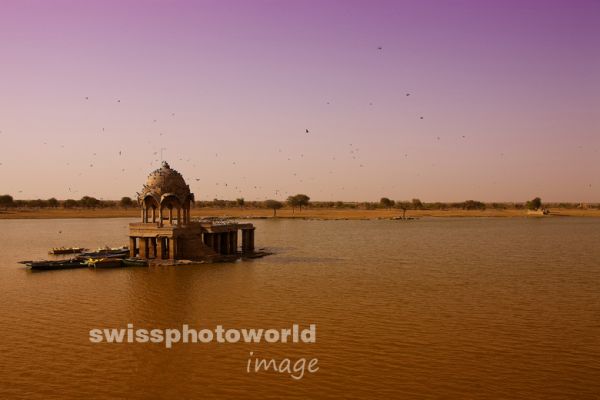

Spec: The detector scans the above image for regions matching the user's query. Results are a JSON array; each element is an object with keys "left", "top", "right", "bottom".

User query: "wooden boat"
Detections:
[
  {"left": 28, "top": 259, "right": 87, "bottom": 270},
  {"left": 85, "top": 258, "right": 123, "bottom": 268},
  {"left": 121, "top": 258, "right": 149, "bottom": 267},
  {"left": 78, "top": 248, "right": 129, "bottom": 260},
  {"left": 48, "top": 247, "right": 86, "bottom": 255}
]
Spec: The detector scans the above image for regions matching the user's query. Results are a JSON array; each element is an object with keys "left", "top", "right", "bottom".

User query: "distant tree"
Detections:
[
  {"left": 429, "top": 202, "right": 447, "bottom": 210},
  {"left": 212, "top": 198, "right": 226, "bottom": 208},
  {"left": 295, "top": 194, "right": 310, "bottom": 211},
  {"left": 462, "top": 200, "right": 486, "bottom": 210},
  {"left": 287, "top": 196, "right": 298, "bottom": 213},
  {"left": 364, "top": 202, "right": 377, "bottom": 210},
  {"left": 47, "top": 197, "right": 59, "bottom": 208},
  {"left": 120, "top": 196, "right": 134, "bottom": 208},
  {"left": 236, "top": 198, "right": 245, "bottom": 209},
  {"left": 396, "top": 201, "right": 411, "bottom": 219},
  {"left": 526, "top": 197, "right": 542, "bottom": 210},
  {"left": 80, "top": 196, "right": 100, "bottom": 208},
  {"left": 28, "top": 199, "right": 48, "bottom": 208},
  {"left": 412, "top": 198, "right": 424, "bottom": 210},
  {"left": 380, "top": 197, "right": 395, "bottom": 209},
  {"left": 63, "top": 199, "right": 78, "bottom": 208},
  {"left": 0, "top": 194, "right": 14, "bottom": 209},
  {"left": 264, "top": 199, "right": 283, "bottom": 217},
  {"left": 102, "top": 200, "right": 116, "bottom": 208},
  {"left": 287, "top": 194, "right": 310, "bottom": 213}
]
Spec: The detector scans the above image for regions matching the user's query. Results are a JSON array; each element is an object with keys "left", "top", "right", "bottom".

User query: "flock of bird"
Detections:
[{"left": 0, "top": 45, "right": 596, "bottom": 199}]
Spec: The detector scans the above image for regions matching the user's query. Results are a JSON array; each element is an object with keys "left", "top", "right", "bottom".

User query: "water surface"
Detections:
[{"left": 0, "top": 217, "right": 599, "bottom": 399}]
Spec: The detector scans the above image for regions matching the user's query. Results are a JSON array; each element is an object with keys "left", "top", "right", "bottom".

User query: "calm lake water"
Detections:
[{"left": 0, "top": 217, "right": 599, "bottom": 399}]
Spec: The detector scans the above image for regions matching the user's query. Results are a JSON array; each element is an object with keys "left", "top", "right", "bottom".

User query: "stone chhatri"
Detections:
[
  {"left": 128, "top": 161, "right": 255, "bottom": 262},
  {"left": 137, "top": 161, "right": 194, "bottom": 206}
]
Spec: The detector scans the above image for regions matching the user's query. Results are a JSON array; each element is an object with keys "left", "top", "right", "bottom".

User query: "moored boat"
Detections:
[
  {"left": 28, "top": 259, "right": 87, "bottom": 270},
  {"left": 121, "top": 258, "right": 149, "bottom": 267},
  {"left": 78, "top": 247, "right": 129, "bottom": 260},
  {"left": 85, "top": 258, "right": 123, "bottom": 268},
  {"left": 48, "top": 247, "right": 86, "bottom": 255}
]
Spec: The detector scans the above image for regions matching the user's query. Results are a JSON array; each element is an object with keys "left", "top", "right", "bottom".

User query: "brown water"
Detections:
[{"left": 0, "top": 217, "right": 599, "bottom": 399}]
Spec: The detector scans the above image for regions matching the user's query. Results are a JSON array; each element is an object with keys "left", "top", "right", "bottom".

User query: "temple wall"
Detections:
[{"left": 179, "top": 235, "right": 218, "bottom": 260}]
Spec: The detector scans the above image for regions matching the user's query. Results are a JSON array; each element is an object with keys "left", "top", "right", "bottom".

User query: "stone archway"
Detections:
[
  {"left": 160, "top": 194, "right": 182, "bottom": 226},
  {"left": 142, "top": 195, "right": 160, "bottom": 223}
]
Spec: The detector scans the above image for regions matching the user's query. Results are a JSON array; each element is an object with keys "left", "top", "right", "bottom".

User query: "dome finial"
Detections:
[{"left": 137, "top": 161, "right": 192, "bottom": 206}]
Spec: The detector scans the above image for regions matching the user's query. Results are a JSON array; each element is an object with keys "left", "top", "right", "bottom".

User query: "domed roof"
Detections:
[{"left": 137, "top": 161, "right": 193, "bottom": 205}]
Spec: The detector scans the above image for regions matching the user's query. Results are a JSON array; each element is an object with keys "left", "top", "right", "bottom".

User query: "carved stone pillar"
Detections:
[
  {"left": 156, "top": 238, "right": 163, "bottom": 260},
  {"left": 215, "top": 233, "right": 221, "bottom": 254},
  {"left": 169, "top": 238, "right": 176, "bottom": 259},
  {"left": 231, "top": 231, "right": 238, "bottom": 254},
  {"left": 247, "top": 228, "right": 255, "bottom": 252},
  {"left": 139, "top": 238, "right": 148, "bottom": 259},
  {"left": 129, "top": 237, "right": 136, "bottom": 257}
]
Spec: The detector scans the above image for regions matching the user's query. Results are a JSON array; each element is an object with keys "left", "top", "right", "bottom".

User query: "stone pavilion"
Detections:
[{"left": 128, "top": 161, "right": 255, "bottom": 261}]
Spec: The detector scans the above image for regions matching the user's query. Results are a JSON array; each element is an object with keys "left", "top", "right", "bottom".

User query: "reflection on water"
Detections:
[{"left": 1, "top": 217, "right": 599, "bottom": 399}]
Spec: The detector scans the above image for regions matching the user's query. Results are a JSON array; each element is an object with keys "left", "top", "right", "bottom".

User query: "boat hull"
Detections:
[
  {"left": 78, "top": 250, "right": 129, "bottom": 259},
  {"left": 122, "top": 258, "right": 149, "bottom": 267},
  {"left": 88, "top": 259, "right": 123, "bottom": 268},
  {"left": 29, "top": 260, "right": 87, "bottom": 270},
  {"left": 49, "top": 247, "right": 86, "bottom": 255}
]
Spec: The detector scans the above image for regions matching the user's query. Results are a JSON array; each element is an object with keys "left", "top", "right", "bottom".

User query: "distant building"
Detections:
[{"left": 128, "top": 161, "right": 255, "bottom": 261}]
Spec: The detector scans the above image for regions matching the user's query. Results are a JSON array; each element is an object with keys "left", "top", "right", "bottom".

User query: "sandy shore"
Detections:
[{"left": 1, "top": 207, "right": 599, "bottom": 220}]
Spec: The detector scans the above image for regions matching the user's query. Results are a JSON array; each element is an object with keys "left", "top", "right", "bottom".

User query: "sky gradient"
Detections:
[{"left": 0, "top": 0, "right": 598, "bottom": 202}]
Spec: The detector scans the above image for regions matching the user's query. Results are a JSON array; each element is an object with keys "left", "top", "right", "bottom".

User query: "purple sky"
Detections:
[{"left": 0, "top": 0, "right": 598, "bottom": 202}]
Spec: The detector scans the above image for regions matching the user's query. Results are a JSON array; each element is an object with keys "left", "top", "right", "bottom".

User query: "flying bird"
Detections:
[{"left": 305, "top": 129, "right": 310, "bottom": 134}]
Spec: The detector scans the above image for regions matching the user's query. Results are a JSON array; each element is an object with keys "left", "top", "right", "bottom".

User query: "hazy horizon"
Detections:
[{"left": 1, "top": 0, "right": 598, "bottom": 203}]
